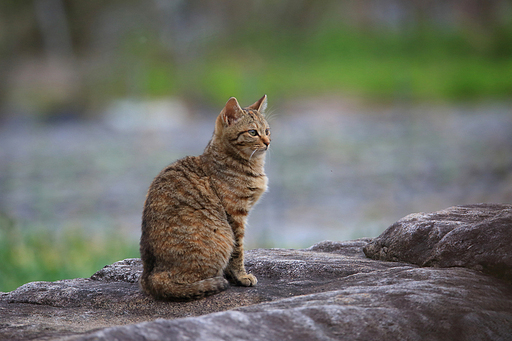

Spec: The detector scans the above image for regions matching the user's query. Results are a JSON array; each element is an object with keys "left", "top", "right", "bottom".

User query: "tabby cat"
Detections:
[{"left": 140, "top": 95, "right": 270, "bottom": 300}]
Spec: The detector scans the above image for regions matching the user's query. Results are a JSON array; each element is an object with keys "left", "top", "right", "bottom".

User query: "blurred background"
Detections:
[{"left": 1, "top": 0, "right": 512, "bottom": 292}]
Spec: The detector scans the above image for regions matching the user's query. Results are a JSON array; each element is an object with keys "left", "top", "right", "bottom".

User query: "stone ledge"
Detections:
[
  {"left": 1, "top": 204, "right": 512, "bottom": 340},
  {"left": 363, "top": 203, "right": 512, "bottom": 283}
]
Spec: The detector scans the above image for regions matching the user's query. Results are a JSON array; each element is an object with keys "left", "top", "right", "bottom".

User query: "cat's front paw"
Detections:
[{"left": 238, "top": 273, "right": 257, "bottom": 287}]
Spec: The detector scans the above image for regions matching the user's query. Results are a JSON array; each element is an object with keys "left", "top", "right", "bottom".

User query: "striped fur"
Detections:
[{"left": 140, "top": 95, "right": 270, "bottom": 300}]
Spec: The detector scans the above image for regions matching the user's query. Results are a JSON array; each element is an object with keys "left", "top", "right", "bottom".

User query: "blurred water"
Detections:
[{"left": 1, "top": 99, "right": 511, "bottom": 248}]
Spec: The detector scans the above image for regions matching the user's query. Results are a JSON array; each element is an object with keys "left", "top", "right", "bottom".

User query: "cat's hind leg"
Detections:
[{"left": 140, "top": 271, "right": 229, "bottom": 300}]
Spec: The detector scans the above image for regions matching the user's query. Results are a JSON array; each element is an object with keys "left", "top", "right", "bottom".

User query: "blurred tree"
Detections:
[{"left": 34, "top": 0, "right": 74, "bottom": 59}]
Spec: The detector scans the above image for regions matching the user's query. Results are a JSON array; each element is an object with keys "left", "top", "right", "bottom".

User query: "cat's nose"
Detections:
[{"left": 262, "top": 138, "right": 270, "bottom": 148}]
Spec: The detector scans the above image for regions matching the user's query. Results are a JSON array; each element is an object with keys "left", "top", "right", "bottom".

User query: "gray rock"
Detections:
[
  {"left": 0, "top": 239, "right": 408, "bottom": 340},
  {"left": 2, "top": 205, "right": 512, "bottom": 340},
  {"left": 363, "top": 203, "right": 512, "bottom": 283},
  {"left": 70, "top": 267, "right": 512, "bottom": 341}
]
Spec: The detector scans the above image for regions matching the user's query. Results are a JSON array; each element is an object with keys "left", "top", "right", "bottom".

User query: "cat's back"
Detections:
[
  {"left": 142, "top": 155, "right": 223, "bottom": 228},
  {"left": 148, "top": 155, "right": 204, "bottom": 194}
]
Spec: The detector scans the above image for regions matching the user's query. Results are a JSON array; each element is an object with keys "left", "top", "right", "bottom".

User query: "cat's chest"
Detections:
[
  {"left": 247, "top": 174, "right": 268, "bottom": 204},
  {"left": 214, "top": 172, "right": 267, "bottom": 210}
]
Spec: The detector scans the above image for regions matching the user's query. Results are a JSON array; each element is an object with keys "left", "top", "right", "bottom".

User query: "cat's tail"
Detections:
[{"left": 140, "top": 273, "right": 229, "bottom": 300}]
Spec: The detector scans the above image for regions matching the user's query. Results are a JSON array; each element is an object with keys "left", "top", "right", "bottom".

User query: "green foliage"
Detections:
[
  {"left": 189, "top": 26, "right": 512, "bottom": 104},
  {"left": 0, "top": 215, "right": 139, "bottom": 292},
  {"left": 80, "top": 23, "right": 512, "bottom": 107}
]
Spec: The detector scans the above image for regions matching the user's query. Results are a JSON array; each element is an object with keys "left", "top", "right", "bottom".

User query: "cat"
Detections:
[{"left": 139, "top": 95, "right": 270, "bottom": 300}]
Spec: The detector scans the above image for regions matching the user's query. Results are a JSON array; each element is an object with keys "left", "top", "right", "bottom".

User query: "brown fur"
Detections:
[{"left": 140, "top": 95, "right": 270, "bottom": 300}]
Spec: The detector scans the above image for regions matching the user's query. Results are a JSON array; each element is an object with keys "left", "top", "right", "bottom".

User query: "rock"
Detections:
[
  {"left": 2, "top": 206, "right": 512, "bottom": 340},
  {"left": 363, "top": 203, "right": 512, "bottom": 283},
  {"left": 69, "top": 267, "right": 512, "bottom": 341},
  {"left": 0, "top": 239, "right": 408, "bottom": 340}
]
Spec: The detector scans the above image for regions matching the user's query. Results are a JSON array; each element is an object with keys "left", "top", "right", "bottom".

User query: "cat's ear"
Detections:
[
  {"left": 247, "top": 95, "right": 267, "bottom": 114},
  {"left": 221, "top": 97, "right": 244, "bottom": 126}
]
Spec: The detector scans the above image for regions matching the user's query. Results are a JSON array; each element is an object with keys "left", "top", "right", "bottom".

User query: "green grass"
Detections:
[
  {"left": 0, "top": 215, "right": 139, "bottom": 292},
  {"left": 191, "top": 27, "right": 512, "bottom": 105},
  {"left": 78, "top": 24, "right": 512, "bottom": 113}
]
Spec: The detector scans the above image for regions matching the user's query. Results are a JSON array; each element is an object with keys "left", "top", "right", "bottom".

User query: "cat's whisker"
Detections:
[
  {"left": 266, "top": 145, "right": 272, "bottom": 157},
  {"left": 270, "top": 145, "right": 274, "bottom": 155},
  {"left": 264, "top": 146, "right": 272, "bottom": 166},
  {"left": 249, "top": 149, "right": 258, "bottom": 162},
  {"left": 263, "top": 108, "right": 276, "bottom": 123}
]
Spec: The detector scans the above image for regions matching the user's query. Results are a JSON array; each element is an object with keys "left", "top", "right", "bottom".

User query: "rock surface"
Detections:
[
  {"left": 1, "top": 204, "right": 512, "bottom": 340},
  {"left": 363, "top": 203, "right": 512, "bottom": 283}
]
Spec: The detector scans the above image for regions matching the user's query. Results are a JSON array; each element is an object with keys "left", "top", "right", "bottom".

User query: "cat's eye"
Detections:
[
  {"left": 248, "top": 130, "right": 258, "bottom": 136},
  {"left": 265, "top": 128, "right": 270, "bottom": 135}
]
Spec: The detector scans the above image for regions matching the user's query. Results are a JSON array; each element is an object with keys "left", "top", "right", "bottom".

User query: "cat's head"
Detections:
[{"left": 214, "top": 95, "right": 271, "bottom": 161}]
